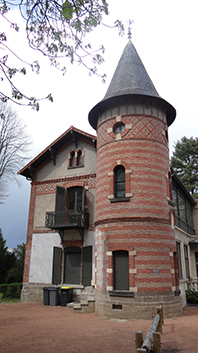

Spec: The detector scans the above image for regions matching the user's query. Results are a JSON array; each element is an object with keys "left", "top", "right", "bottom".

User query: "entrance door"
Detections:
[
  {"left": 113, "top": 250, "right": 129, "bottom": 290},
  {"left": 64, "top": 247, "right": 81, "bottom": 284},
  {"left": 67, "top": 187, "right": 83, "bottom": 211}
]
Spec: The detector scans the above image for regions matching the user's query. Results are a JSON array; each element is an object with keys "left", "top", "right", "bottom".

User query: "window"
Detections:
[
  {"left": 70, "top": 151, "right": 75, "bottom": 167},
  {"left": 195, "top": 252, "right": 198, "bottom": 278},
  {"left": 67, "top": 187, "right": 83, "bottom": 211},
  {"left": 52, "top": 245, "right": 92, "bottom": 285},
  {"left": 113, "top": 122, "right": 125, "bottom": 134},
  {"left": 176, "top": 242, "right": 182, "bottom": 279},
  {"left": 68, "top": 149, "right": 83, "bottom": 168},
  {"left": 184, "top": 245, "right": 190, "bottom": 280},
  {"left": 114, "top": 165, "right": 125, "bottom": 198},
  {"left": 172, "top": 183, "right": 194, "bottom": 235},
  {"left": 77, "top": 150, "right": 82, "bottom": 166},
  {"left": 113, "top": 250, "right": 129, "bottom": 290}
]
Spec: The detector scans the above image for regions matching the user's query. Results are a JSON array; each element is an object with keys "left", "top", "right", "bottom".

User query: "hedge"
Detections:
[
  {"left": 186, "top": 290, "right": 198, "bottom": 304},
  {"left": 0, "top": 283, "right": 22, "bottom": 299}
]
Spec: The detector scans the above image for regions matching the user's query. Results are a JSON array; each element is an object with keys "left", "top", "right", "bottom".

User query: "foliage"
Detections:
[
  {"left": 0, "top": 1, "right": 124, "bottom": 109},
  {"left": 6, "top": 243, "right": 26, "bottom": 283},
  {"left": 0, "top": 228, "right": 16, "bottom": 283},
  {"left": 186, "top": 290, "right": 198, "bottom": 304},
  {"left": 0, "top": 283, "right": 22, "bottom": 298},
  {"left": 171, "top": 136, "right": 198, "bottom": 198},
  {"left": 0, "top": 229, "right": 25, "bottom": 284},
  {"left": 0, "top": 102, "right": 31, "bottom": 200}
]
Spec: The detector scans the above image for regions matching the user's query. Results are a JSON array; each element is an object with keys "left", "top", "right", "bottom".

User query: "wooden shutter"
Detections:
[
  {"left": 82, "top": 246, "right": 92, "bottom": 286},
  {"left": 82, "top": 183, "right": 85, "bottom": 211},
  {"left": 52, "top": 247, "right": 62, "bottom": 284},
  {"left": 113, "top": 250, "right": 129, "bottom": 290},
  {"left": 55, "top": 186, "right": 65, "bottom": 211}
]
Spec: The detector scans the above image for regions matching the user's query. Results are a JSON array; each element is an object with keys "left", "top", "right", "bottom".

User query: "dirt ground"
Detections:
[{"left": 0, "top": 303, "right": 197, "bottom": 353}]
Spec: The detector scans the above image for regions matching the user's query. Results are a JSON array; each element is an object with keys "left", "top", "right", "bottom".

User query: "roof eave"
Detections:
[
  {"left": 88, "top": 94, "right": 176, "bottom": 130},
  {"left": 18, "top": 126, "right": 97, "bottom": 179}
]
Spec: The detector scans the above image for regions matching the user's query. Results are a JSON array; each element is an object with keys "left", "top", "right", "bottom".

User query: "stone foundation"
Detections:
[
  {"left": 21, "top": 283, "right": 95, "bottom": 305},
  {"left": 95, "top": 290, "right": 182, "bottom": 320}
]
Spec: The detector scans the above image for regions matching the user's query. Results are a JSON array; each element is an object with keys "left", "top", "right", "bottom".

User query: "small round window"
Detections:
[{"left": 113, "top": 122, "right": 125, "bottom": 134}]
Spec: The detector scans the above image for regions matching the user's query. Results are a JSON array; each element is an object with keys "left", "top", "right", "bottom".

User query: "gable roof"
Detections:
[
  {"left": 89, "top": 40, "right": 176, "bottom": 130},
  {"left": 18, "top": 126, "right": 97, "bottom": 179}
]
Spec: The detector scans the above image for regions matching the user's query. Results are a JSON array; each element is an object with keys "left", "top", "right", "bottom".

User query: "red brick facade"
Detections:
[{"left": 94, "top": 102, "right": 179, "bottom": 313}]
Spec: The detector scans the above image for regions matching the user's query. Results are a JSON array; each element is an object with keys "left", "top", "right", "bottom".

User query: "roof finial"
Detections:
[{"left": 127, "top": 19, "right": 134, "bottom": 40}]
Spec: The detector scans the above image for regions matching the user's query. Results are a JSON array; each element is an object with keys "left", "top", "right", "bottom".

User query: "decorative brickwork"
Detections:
[
  {"left": 35, "top": 173, "right": 96, "bottom": 194},
  {"left": 94, "top": 99, "right": 181, "bottom": 318}
]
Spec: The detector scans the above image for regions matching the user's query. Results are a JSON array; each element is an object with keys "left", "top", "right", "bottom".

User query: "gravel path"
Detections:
[{"left": 0, "top": 303, "right": 197, "bottom": 353}]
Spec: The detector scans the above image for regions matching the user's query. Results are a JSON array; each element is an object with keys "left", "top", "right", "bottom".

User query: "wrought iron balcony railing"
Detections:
[
  {"left": 45, "top": 210, "right": 89, "bottom": 230},
  {"left": 175, "top": 216, "right": 195, "bottom": 235}
]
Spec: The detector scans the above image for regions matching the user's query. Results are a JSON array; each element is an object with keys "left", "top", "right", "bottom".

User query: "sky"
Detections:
[{"left": 0, "top": 0, "right": 198, "bottom": 248}]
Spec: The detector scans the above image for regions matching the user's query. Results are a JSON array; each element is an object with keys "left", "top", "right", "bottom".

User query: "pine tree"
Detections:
[
  {"left": 171, "top": 136, "right": 198, "bottom": 198},
  {"left": 0, "top": 229, "right": 16, "bottom": 284}
]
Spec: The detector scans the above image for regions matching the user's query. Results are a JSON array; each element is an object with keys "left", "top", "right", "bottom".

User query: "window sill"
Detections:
[
  {"left": 110, "top": 197, "right": 130, "bottom": 203},
  {"left": 109, "top": 290, "right": 134, "bottom": 298},
  {"left": 68, "top": 165, "right": 84, "bottom": 169}
]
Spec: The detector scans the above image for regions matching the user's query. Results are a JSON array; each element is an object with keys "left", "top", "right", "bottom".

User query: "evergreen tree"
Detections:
[
  {"left": 6, "top": 243, "right": 25, "bottom": 283},
  {"left": 171, "top": 136, "right": 198, "bottom": 198},
  {"left": 0, "top": 229, "right": 16, "bottom": 284}
]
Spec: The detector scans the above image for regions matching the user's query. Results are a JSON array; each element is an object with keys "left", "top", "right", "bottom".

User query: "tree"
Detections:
[
  {"left": 0, "top": 1, "right": 124, "bottom": 110},
  {"left": 0, "top": 228, "right": 16, "bottom": 284},
  {"left": 6, "top": 243, "right": 25, "bottom": 283},
  {"left": 171, "top": 136, "right": 198, "bottom": 198},
  {"left": 0, "top": 102, "right": 31, "bottom": 200}
]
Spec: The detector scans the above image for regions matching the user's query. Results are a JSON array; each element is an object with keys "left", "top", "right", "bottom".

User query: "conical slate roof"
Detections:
[
  {"left": 88, "top": 40, "right": 176, "bottom": 130},
  {"left": 104, "top": 40, "right": 160, "bottom": 100}
]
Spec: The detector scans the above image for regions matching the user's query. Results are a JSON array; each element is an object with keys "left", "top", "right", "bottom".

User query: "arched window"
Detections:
[
  {"left": 70, "top": 151, "right": 75, "bottom": 167},
  {"left": 77, "top": 150, "right": 82, "bottom": 166},
  {"left": 114, "top": 165, "right": 125, "bottom": 198}
]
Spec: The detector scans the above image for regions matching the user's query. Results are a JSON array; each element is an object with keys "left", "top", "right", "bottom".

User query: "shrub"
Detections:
[
  {"left": 186, "top": 290, "right": 198, "bottom": 304},
  {"left": 0, "top": 283, "right": 22, "bottom": 299}
]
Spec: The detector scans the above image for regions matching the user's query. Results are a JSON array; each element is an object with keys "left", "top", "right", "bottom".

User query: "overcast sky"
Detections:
[{"left": 0, "top": 0, "right": 198, "bottom": 248}]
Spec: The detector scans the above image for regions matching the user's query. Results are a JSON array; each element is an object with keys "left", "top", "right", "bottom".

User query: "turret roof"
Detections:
[
  {"left": 104, "top": 40, "right": 160, "bottom": 100},
  {"left": 88, "top": 40, "right": 176, "bottom": 129}
]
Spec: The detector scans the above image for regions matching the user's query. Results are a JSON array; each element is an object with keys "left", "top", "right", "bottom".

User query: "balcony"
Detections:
[
  {"left": 175, "top": 216, "right": 195, "bottom": 235},
  {"left": 45, "top": 210, "right": 89, "bottom": 230}
]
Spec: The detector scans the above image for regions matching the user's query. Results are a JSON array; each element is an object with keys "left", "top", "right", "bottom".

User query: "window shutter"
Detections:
[
  {"left": 52, "top": 247, "right": 62, "bottom": 284},
  {"left": 82, "top": 183, "right": 85, "bottom": 211},
  {"left": 55, "top": 186, "right": 65, "bottom": 211},
  {"left": 113, "top": 250, "right": 129, "bottom": 290},
  {"left": 82, "top": 246, "right": 92, "bottom": 286}
]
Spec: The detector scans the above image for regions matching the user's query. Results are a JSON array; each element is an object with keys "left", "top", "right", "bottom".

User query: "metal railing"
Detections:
[
  {"left": 45, "top": 210, "right": 89, "bottom": 229},
  {"left": 175, "top": 216, "right": 195, "bottom": 235}
]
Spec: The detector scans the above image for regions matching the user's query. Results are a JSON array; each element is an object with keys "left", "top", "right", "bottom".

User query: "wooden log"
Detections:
[
  {"left": 153, "top": 332, "right": 161, "bottom": 353},
  {"left": 135, "top": 331, "right": 143, "bottom": 351},
  {"left": 142, "top": 313, "right": 160, "bottom": 351},
  {"left": 156, "top": 305, "right": 163, "bottom": 334},
  {"left": 159, "top": 302, "right": 164, "bottom": 324}
]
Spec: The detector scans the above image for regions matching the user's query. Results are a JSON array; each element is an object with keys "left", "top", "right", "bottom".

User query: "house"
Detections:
[
  {"left": 18, "top": 39, "right": 198, "bottom": 319},
  {"left": 171, "top": 170, "right": 198, "bottom": 307}
]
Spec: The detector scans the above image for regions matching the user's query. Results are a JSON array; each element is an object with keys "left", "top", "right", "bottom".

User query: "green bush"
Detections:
[
  {"left": 0, "top": 283, "right": 22, "bottom": 299},
  {"left": 186, "top": 290, "right": 198, "bottom": 304}
]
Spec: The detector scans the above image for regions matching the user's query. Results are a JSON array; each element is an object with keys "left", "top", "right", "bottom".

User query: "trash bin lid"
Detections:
[{"left": 61, "top": 286, "right": 73, "bottom": 289}]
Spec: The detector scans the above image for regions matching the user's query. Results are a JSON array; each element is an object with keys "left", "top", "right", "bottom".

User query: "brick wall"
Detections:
[{"left": 95, "top": 103, "right": 177, "bottom": 295}]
